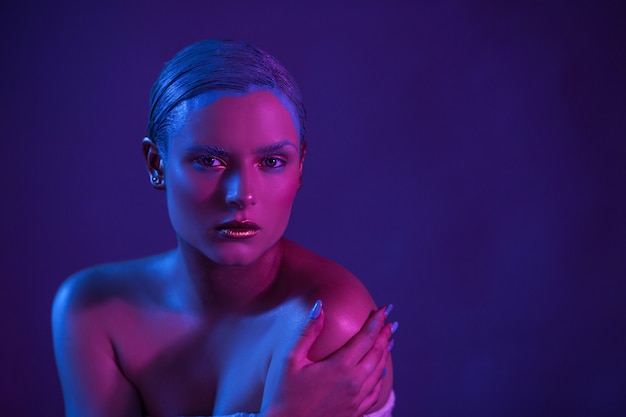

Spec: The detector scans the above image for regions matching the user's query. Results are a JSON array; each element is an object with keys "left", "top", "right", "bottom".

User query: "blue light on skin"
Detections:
[
  {"left": 168, "top": 87, "right": 303, "bottom": 161},
  {"left": 161, "top": 88, "right": 304, "bottom": 267}
]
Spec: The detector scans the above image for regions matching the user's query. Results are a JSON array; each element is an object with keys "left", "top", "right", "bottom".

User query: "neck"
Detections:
[{"left": 172, "top": 239, "right": 285, "bottom": 314}]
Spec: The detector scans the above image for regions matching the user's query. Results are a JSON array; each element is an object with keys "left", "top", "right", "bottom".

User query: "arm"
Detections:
[
  {"left": 306, "top": 288, "right": 395, "bottom": 415},
  {"left": 53, "top": 270, "right": 394, "bottom": 417},
  {"left": 303, "top": 269, "right": 395, "bottom": 415},
  {"left": 261, "top": 299, "right": 395, "bottom": 417},
  {"left": 52, "top": 274, "right": 144, "bottom": 417}
]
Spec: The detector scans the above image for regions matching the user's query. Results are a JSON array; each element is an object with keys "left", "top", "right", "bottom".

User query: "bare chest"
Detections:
[{"left": 110, "top": 308, "right": 302, "bottom": 417}]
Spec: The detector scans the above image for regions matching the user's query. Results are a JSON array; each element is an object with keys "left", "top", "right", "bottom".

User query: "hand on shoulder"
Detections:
[
  {"left": 264, "top": 298, "right": 395, "bottom": 417},
  {"left": 280, "top": 240, "right": 396, "bottom": 414}
]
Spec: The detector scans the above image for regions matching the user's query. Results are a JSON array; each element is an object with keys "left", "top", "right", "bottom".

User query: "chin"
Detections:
[
  {"left": 206, "top": 244, "right": 269, "bottom": 267},
  {"left": 212, "top": 255, "right": 255, "bottom": 267}
]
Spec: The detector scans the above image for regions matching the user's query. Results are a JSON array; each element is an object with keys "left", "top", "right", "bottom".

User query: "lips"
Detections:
[{"left": 216, "top": 220, "right": 260, "bottom": 239}]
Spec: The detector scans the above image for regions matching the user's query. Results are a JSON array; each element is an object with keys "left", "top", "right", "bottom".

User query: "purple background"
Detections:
[{"left": 1, "top": 1, "right": 625, "bottom": 416}]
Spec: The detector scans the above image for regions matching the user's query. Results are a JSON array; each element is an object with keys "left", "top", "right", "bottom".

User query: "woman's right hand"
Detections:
[{"left": 262, "top": 301, "right": 395, "bottom": 417}]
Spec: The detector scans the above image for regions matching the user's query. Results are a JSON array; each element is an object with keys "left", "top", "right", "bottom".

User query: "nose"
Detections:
[{"left": 223, "top": 167, "right": 256, "bottom": 209}]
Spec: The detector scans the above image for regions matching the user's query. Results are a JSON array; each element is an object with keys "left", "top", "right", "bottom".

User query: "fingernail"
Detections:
[
  {"left": 391, "top": 321, "right": 399, "bottom": 334},
  {"left": 384, "top": 304, "right": 394, "bottom": 318},
  {"left": 382, "top": 367, "right": 387, "bottom": 378},
  {"left": 388, "top": 339, "right": 395, "bottom": 352},
  {"left": 309, "top": 299, "right": 322, "bottom": 319}
]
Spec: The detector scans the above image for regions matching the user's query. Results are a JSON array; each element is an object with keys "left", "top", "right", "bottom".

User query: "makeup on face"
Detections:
[{"left": 164, "top": 89, "right": 303, "bottom": 266}]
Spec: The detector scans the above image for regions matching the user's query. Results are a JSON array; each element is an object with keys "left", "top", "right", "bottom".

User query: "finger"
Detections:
[
  {"left": 360, "top": 323, "right": 391, "bottom": 368},
  {"left": 357, "top": 375, "right": 384, "bottom": 416},
  {"left": 288, "top": 300, "right": 325, "bottom": 366},
  {"left": 334, "top": 306, "right": 387, "bottom": 365},
  {"left": 357, "top": 320, "right": 393, "bottom": 369},
  {"left": 351, "top": 321, "right": 391, "bottom": 398},
  {"left": 350, "top": 322, "right": 392, "bottom": 403}
]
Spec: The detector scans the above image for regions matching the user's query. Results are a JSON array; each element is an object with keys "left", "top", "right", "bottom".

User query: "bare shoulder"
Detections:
[
  {"left": 280, "top": 239, "right": 378, "bottom": 356},
  {"left": 51, "top": 252, "right": 174, "bottom": 346},
  {"left": 51, "top": 254, "right": 174, "bottom": 417},
  {"left": 52, "top": 253, "right": 172, "bottom": 317},
  {"left": 281, "top": 239, "right": 394, "bottom": 412}
]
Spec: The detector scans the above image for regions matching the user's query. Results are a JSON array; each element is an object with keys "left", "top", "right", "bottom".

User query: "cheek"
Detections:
[
  {"left": 167, "top": 168, "right": 219, "bottom": 212},
  {"left": 279, "top": 187, "right": 298, "bottom": 209},
  {"left": 265, "top": 180, "right": 299, "bottom": 218}
]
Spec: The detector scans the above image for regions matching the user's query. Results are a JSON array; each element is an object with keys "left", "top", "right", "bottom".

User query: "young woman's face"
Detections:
[{"left": 164, "top": 89, "right": 303, "bottom": 266}]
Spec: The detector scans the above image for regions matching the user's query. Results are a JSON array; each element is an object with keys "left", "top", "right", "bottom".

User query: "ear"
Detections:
[
  {"left": 142, "top": 137, "right": 166, "bottom": 190},
  {"left": 298, "top": 140, "right": 307, "bottom": 190}
]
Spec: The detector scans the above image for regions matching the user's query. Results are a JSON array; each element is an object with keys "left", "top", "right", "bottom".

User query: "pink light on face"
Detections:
[{"left": 165, "top": 89, "right": 303, "bottom": 266}]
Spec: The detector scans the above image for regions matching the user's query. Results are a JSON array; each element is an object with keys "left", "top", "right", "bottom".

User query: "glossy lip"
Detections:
[{"left": 216, "top": 220, "right": 261, "bottom": 239}]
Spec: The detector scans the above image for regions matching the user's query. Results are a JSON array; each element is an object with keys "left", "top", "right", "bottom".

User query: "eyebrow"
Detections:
[
  {"left": 185, "top": 141, "right": 298, "bottom": 157},
  {"left": 185, "top": 145, "right": 229, "bottom": 157},
  {"left": 253, "top": 141, "right": 299, "bottom": 155}
]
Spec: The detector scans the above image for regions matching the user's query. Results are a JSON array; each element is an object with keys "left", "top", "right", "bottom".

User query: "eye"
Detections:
[
  {"left": 194, "top": 156, "right": 226, "bottom": 169},
  {"left": 260, "top": 157, "right": 286, "bottom": 169}
]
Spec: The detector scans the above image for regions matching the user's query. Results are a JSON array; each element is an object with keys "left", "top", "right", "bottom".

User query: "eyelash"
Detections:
[
  {"left": 192, "top": 156, "right": 286, "bottom": 170},
  {"left": 259, "top": 157, "right": 286, "bottom": 169},
  {"left": 194, "top": 156, "right": 226, "bottom": 168}
]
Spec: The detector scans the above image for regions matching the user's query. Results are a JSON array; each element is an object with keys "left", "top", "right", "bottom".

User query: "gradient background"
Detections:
[{"left": 1, "top": 1, "right": 625, "bottom": 416}]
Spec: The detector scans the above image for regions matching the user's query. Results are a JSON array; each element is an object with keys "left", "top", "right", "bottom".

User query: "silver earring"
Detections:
[{"left": 151, "top": 174, "right": 163, "bottom": 185}]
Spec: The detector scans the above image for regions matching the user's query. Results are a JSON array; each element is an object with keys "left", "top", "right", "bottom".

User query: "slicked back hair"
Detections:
[{"left": 146, "top": 39, "right": 306, "bottom": 157}]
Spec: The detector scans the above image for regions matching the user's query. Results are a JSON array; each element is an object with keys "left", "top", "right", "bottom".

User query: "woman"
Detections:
[{"left": 52, "top": 39, "right": 396, "bottom": 417}]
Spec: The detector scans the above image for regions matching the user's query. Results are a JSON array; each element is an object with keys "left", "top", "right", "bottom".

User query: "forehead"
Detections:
[{"left": 169, "top": 89, "right": 300, "bottom": 151}]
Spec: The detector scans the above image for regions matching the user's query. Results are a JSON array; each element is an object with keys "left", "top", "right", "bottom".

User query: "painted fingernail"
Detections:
[
  {"left": 384, "top": 304, "right": 394, "bottom": 318},
  {"left": 391, "top": 321, "right": 399, "bottom": 334},
  {"left": 309, "top": 299, "right": 322, "bottom": 319},
  {"left": 388, "top": 339, "right": 395, "bottom": 352},
  {"left": 382, "top": 367, "right": 387, "bottom": 378}
]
